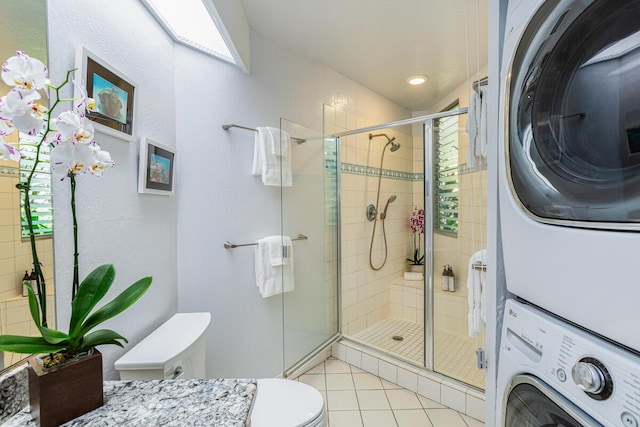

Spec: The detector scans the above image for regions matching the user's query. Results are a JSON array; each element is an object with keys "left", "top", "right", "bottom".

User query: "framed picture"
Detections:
[
  {"left": 75, "top": 47, "right": 137, "bottom": 141},
  {"left": 138, "top": 137, "right": 176, "bottom": 195}
]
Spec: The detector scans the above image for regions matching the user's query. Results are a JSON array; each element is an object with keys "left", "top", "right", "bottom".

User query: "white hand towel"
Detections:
[
  {"left": 255, "top": 236, "right": 294, "bottom": 298},
  {"left": 467, "top": 248, "right": 486, "bottom": 337},
  {"left": 404, "top": 272, "right": 423, "bottom": 281},
  {"left": 269, "top": 127, "right": 291, "bottom": 159},
  {"left": 478, "top": 86, "right": 488, "bottom": 159},
  {"left": 466, "top": 90, "right": 481, "bottom": 170},
  {"left": 269, "top": 236, "right": 292, "bottom": 266},
  {"left": 252, "top": 126, "right": 292, "bottom": 187}
]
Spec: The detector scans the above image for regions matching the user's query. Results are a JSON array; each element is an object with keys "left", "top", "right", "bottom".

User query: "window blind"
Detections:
[
  {"left": 20, "top": 138, "right": 53, "bottom": 238},
  {"left": 434, "top": 103, "right": 459, "bottom": 234}
]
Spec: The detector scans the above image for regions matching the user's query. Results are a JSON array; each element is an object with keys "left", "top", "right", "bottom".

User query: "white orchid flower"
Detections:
[
  {"left": 90, "top": 147, "right": 114, "bottom": 176},
  {"left": 0, "top": 89, "right": 46, "bottom": 136},
  {"left": 72, "top": 76, "right": 96, "bottom": 115},
  {"left": 0, "top": 118, "right": 15, "bottom": 136},
  {"left": 56, "top": 110, "right": 95, "bottom": 144},
  {"left": 0, "top": 141, "right": 20, "bottom": 162},
  {"left": 50, "top": 141, "right": 95, "bottom": 179},
  {"left": 2, "top": 51, "right": 48, "bottom": 94}
]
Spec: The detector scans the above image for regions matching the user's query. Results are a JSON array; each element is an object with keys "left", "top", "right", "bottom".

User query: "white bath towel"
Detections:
[
  {"left": 255, "top": 236, "right": 294, "bottom": 298},
  {"left": 467, "top": 249, "right": 486, "bottom": 337},
  {"left": 252, "top": 126, "right": 292, "bottom": 187}
]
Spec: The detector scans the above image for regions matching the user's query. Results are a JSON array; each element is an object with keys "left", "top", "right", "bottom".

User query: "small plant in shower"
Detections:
[{"left": 408, "top": 207, "right": 425, "bottom": 265}]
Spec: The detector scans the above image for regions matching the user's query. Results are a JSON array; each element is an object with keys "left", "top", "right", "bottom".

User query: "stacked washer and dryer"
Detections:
[{"left": 497, "top": 0, "right": 640, "bottom": 425}]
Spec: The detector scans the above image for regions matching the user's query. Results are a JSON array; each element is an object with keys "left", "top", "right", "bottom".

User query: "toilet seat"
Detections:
[{"left": 250, "top": 378, "right": 326, "bottom": 427}]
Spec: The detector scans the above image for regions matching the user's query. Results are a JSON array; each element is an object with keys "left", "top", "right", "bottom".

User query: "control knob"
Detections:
[{"left": 571, "top": 357, "right": 613, "bottom": 400}]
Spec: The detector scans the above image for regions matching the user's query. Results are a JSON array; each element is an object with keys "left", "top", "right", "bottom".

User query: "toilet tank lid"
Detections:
[{"left": 114, "top": 312, "right": 211, "bottom": 370}]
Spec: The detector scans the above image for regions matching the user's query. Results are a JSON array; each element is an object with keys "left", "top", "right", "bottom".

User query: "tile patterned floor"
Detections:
[
  {"left": 349, "top": 319, "right": 486, "bottom": 390},
  {"left": 295, "top": 357, "right": 484, "bottom": 427}
]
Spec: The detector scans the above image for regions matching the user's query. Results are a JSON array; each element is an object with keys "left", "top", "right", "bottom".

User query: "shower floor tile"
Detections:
[
  {"left": 347, "top": 319, "right": 485, "bottom": 390},
  {"left": 434, "top": 329, "right": 485, "bottom": 390},
  {"left": 351, "top": 319, "right": 424, "bottom": 365}
]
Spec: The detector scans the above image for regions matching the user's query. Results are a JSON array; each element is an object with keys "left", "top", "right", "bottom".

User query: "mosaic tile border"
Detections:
[
  {"left": 340, "top": 162, "right": 423, "bottom": 181},
  {"left": 0, "top": 166, "right": 19, "bottom": 178},
  {"left": 325, "top": 160, "right": 484, "bottom": 180}
]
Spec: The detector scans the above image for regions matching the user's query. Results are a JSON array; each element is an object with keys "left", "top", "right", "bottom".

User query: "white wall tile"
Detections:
[
  {"left": 332, "top": 342, "right": 347, "bottom": 361},
  {"left": 361, "top": 352, "right": 379, "bottom": 376},
  {"left": 397, "top": 367, "right": 418, "bottom": 393},
  {"left": 378, "top": 359, "right": 398, "bottom": 384},
  {"left": 441, "top": 381, "right": 466, "bottom": 413},
  {"left": 346, "top": 347, "right": 362, "bottom": 368},
  {"left": 465, "top": 392, "right": 485, "bottom": 422},
  {"left": 418, "top": 374, "right": 441, "bottom": 403}
]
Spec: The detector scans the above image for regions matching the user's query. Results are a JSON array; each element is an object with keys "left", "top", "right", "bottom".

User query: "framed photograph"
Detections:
[
  {"left": 138, "top": 137, "right": 176, "bottom": 195},
  {"left": 76, "top": 47, "right": 137, "bottom": 141}
]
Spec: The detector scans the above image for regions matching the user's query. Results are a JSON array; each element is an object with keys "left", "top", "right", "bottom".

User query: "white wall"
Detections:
[
  {"left": 176, "top": 32, "right": 409, "bottom": 378},
  {"left": 47, "top": 0, "right": 412, "bottom": 381},
  {"left": 48, "top": 1, "right": 178, "bottom": 380}
]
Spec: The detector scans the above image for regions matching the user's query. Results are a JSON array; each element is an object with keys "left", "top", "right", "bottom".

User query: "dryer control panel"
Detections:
[{"left": 502, "top": 300, "right": 640, "bottom": 427}]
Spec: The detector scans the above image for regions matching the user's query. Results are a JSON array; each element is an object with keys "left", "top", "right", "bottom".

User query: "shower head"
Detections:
[{"left": 369, "top": 133, "right": 401, "bottom": 152}]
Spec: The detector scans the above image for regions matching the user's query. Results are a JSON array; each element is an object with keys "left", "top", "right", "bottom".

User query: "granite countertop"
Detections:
[{"left": 4, "top": 378, "right": 257, "bottom": 426}]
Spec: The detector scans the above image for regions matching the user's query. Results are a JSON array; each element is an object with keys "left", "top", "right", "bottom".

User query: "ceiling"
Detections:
[{"left": 239, "top": 0, "right": 488, "bottom": 112}]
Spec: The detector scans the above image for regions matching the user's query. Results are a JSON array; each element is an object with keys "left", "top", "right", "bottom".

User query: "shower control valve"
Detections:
[{"left": 366, "top": 204, "right": 377, "bottom": 221}]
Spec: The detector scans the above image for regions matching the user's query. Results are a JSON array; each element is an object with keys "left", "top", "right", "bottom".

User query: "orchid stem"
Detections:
[
  {"left": 20, "top": 68, "right": 75, "bottom": 326},
  {"left": 70, "top": 174, "right": 79, "bottom": 300}
]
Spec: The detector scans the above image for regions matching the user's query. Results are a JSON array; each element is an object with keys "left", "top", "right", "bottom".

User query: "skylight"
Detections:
[{"left": 141, "top": 0, "right": 236, "bottom": 65}]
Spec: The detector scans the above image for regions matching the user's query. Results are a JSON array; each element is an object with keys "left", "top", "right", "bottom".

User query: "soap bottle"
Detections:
[
  {"left": 447, "top": 266, "right": 455, "bottom": 292},
  {"left": 22, "top": 271, "right": 30, "bottom": 297},
  {"left": 29, "top": 269, "right": 38, "bottom": 296},
  {"left": 441, "top": 266, "right": 449, "bottom": 291}
]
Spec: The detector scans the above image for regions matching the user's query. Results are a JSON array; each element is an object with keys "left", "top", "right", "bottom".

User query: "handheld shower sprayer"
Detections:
[
  {"left": 380, "top": 195, "right": 397, "bottom": 220},
  {"left": 366, "top": 133, "right": 402, "bottom": 271}
]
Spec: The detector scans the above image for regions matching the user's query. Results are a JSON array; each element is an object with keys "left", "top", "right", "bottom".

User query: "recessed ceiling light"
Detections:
[{"left": 407, "top": 75, "right": 428, "bottom": 85}]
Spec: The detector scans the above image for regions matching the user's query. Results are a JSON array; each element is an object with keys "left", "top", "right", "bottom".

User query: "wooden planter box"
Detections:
[{"left": 28, "top": 350, "right": 104, "bottom": 427}]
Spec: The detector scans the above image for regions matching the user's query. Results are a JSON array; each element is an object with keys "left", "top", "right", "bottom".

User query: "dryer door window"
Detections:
[
  {"left": 504, "top": 375, "right": 600, "bottom": 426},
  {"left": 509, "top": 0, "right": 640, "bottom": 227}
]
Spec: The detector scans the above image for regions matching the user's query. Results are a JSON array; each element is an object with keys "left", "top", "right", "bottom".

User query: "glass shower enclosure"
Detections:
[
  {"left": 330, "top": 108, "right": 487, "bottom": 390},
  {"left": 277, "top": 108, "right": 487, "bottom": 391},
  {"left": 279, "top": 119, "right": 340, "bottom": 376}
]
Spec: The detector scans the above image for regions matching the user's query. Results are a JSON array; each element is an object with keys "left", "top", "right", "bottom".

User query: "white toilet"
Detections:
[{"left": 114, "top": 313, "right": 326, "bottom": 427}]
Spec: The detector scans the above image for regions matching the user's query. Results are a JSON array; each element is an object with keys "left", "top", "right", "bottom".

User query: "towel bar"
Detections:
[
  {"left": 222, "top": 123, "right": 306, "bottom": 143},
  {"left": 472, "top": 261, "right": 486, "bottom": 272},
  {"left": 224, "top": 234, "right": 308, "bottom": 249}
]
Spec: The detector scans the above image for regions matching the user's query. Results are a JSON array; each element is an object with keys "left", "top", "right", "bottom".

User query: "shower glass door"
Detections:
[
  {"left": 280, "top": 118, "right": 340, "bottom": 375},
  {"left": 427, "top": 109, "right": 486, "bottom": 390}
]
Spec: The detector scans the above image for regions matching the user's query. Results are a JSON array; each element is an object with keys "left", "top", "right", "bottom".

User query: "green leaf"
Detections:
[
  {"left": 25, "top": 283, "right": 42, "bottom": 327},
  {"left": 0, "top": 335, "right": 65, "bottom": 354},
  {"left": 81, "top": 329, "right": 128, "bottom": 349},
  {"left": 77, "top": 276, "right": 152, "bottom": 339},
  {"left": 69, "top": 264, "right": 116, "bottom": 337},
  {"left": 39, "top": 327, "right": 70, "bottom": 345}
]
